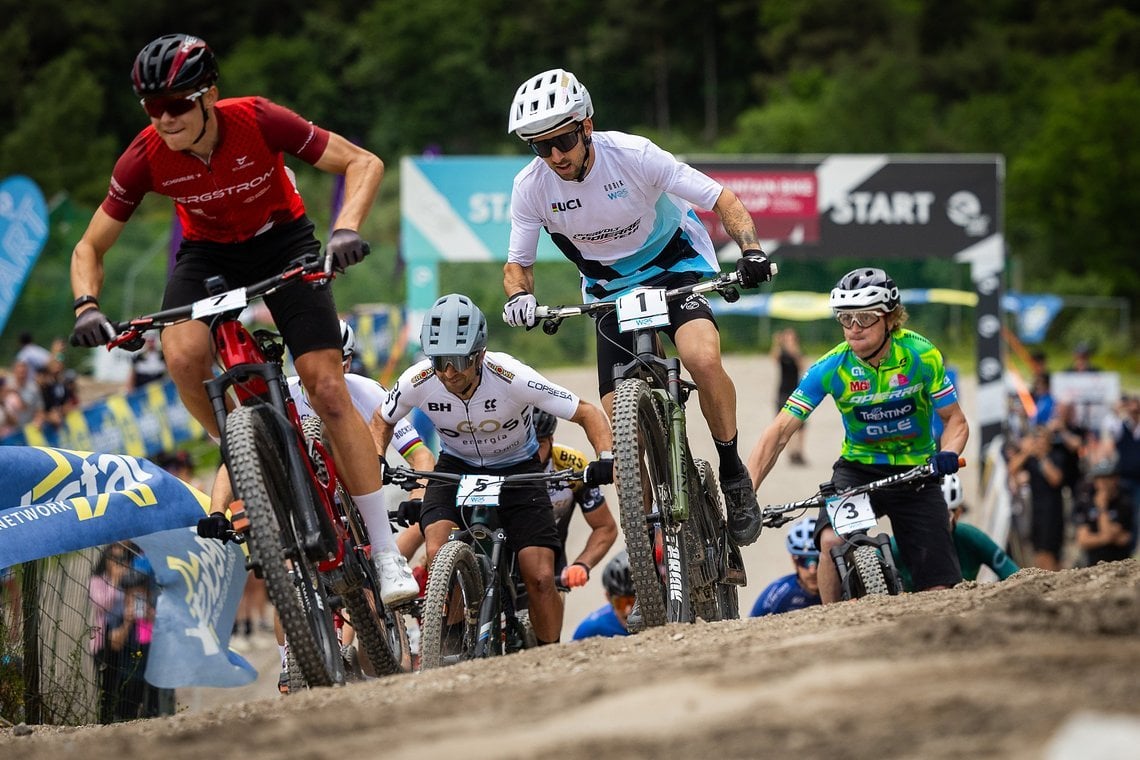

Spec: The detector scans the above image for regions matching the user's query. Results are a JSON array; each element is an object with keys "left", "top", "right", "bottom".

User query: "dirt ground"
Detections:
[{"left": 5, "top": 354, "right": 1140, "bottom": 758}]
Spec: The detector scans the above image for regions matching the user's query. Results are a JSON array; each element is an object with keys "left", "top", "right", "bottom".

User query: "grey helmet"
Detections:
[
  {"left": 532, "top": 408, "right": 558, "bottom": 439},
  {"left": 601, "top": 551, "right": 634, "bottom": 597},
  {"left": 420, "top": 294, "right": 488, "bottom": 357},
  {"left": 829, "top": 268, "right": 900, "bottom": 313}
]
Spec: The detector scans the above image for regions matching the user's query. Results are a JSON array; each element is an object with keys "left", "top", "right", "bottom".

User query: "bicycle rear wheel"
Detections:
[
  {"left": 300, "top": 417, "right": 408, "bottom": 677},
  {"left": 612, "top": 378, "right": 678, "bottom": 629},
  {"left": 420, "top": 540, "right": 483, "bottom": 669},
  {"left": 225, "top": 404, "right": 341, "bottom": 688},
  {"left": 688, "top": 459, "right": 739, "bottom": 622}
]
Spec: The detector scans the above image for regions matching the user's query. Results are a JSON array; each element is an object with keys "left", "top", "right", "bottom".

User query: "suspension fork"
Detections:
[
  {"left": 475, "top": 529, "right": 505, "bottom": 656},
  {"left": 662, "top": 356, "right": 691, "bottom": 523}
]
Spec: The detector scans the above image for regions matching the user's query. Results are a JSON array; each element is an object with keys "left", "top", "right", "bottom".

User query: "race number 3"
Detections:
[{"left": 825, "top": 491, "right": 877, "bottom": 534}]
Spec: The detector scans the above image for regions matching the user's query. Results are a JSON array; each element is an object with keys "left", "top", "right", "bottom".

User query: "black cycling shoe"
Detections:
[{"left": 722, "top": 473, "right": 762, "bottom": 546}]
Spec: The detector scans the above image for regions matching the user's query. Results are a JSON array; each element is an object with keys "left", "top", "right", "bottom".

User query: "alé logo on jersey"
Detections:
[{"left": 550, "top": 198, "right": 582, "bottom": 213}]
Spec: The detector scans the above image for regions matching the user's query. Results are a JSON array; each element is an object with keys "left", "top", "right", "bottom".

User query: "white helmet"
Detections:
[
  {"left": 941, "top": 473, "right": 963, "bottom": 511},
  {"left": 508, "top": 68, "right": 594, "bottom": 139},
  {"left": 829, "top": 268, "right": 900, "bottom": 313},
  {"left": 339, "top": 319, "right": 356, "bottom": 360}
]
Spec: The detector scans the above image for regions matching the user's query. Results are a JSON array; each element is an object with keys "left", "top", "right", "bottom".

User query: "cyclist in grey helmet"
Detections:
[
  {"left": 572, "top": 551, "right": 635, "bottom": 640},
  {"left": 372, "top": 293, "right": 613, "bottom": 645}
]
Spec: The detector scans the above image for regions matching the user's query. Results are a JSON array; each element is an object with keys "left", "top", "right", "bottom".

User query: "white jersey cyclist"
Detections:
[
  {"left": 507, "top": 131, "right": 722, "bottom": 300},
  {"left": 287, "top": 374, "right": 426, "bottom": 462},
  {"left": 380, "top": 351, "right": 579, "bottom": 468}
]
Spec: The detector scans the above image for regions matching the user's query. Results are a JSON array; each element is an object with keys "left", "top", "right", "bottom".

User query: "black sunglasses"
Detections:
[{"left": 528, "top": 124, "right": 583, "bottom": 158}]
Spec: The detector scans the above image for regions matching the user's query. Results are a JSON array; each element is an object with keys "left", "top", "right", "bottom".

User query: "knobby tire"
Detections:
[
  {"left": 851, "top": 544, "right": 890, "bottom": 597},
  {"left": 688, "top": 459, "right": 739, "bottom": 621},
  {"left": 225, "top": 404, "right": 340, "bottom": 687},
  {"left": 420, "top": 540, "right": 483, "bottom": 670},
  {"left": 612, "top": 379, "right": 674, "bottom": 629}
]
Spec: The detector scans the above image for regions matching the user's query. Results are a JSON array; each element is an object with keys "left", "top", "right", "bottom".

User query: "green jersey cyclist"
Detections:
[{"left": 746, "top": 268, "right": 968, "bottom": 603}]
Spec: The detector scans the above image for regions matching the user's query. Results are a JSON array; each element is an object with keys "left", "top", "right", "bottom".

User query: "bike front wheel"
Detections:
[
  {"left": 420, "top": 540, "right": 484, "bottom": 669},
  {"left": 225, "top": 404, "right": 342, "bottom": 687},
  {"left": 850, "top": 544, "right": 891, "bottom": 598},
  {"left": 687, "top": 459, "right": 739, "bottom": 621},
  {"left": 612, "top": 378, "right": 681, "bottom": 629}
]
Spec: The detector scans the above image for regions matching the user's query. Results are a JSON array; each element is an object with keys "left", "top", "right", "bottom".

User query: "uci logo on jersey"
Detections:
[{"left": 550, "top": 198, "right": 582, "bottom": 213}]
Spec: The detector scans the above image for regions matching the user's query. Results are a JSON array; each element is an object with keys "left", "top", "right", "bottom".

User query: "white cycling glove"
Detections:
[{"left": 502, "top": 292, "right": 538, "bottom": 328}]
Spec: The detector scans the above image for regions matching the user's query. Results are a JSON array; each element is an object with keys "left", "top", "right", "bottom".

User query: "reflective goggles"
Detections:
[
  {"left": 430, "top": 352, "right": 480, "bottom": 374},
  {"left": 140, "top": 86, "right": 210, "bottom": 119},
  {"left": 528, "top": 124, "right": 583, "bottom": 158},
  {"left": 794, "top": 555, "right": 819, "bottom": 569},
  {"left": 835, "top": 310, "right": 883, "bottom": 329}
]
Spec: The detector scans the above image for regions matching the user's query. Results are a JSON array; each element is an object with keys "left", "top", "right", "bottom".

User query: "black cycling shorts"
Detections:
[
  {"left": 593, "top": 273, "right": 718, "bottom": 397},
  {"left": 419, "top": 453, "right": 561, "bottom": 554},
  {"left": 813, "top": 458, "right": 962, "bottom": 591},
  {"left": 162, "top": 216, "right": 340, "bottom": 359}
]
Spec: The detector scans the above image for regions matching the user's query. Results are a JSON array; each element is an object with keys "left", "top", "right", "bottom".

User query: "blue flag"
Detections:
[
  {"left": 134, "top": 528, "right": 256, "bottom": 688},
  {"left": 0, "top": 446, "right": 210, "bottom": 567},
  {"left": 0, "top": 175, "right": 49, "bottom": 336}
]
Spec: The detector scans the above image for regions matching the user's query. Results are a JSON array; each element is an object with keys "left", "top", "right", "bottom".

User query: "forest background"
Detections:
[{"left": 1, "top": 0, "right": 1137, "bottom": 376}]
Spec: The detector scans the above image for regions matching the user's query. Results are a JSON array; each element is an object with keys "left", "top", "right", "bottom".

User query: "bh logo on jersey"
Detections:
[{"left": 888, "top": 374, "right": 910, "bottom": 389}]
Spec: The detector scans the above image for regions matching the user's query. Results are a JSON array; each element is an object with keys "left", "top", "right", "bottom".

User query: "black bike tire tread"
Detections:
[
  {"left": 300, "top": 416, "right": 407, "bottom": 677},
  {"left": 421, "top": 541, "right": 483, "bottom": 670},
  {"left": 852, "top": 544, "right": 890, "bottom": 596},
  {"left": 612, "top": 379, "right": 669, "bottom": 629},
  {"left": 692, "top": 459, "right": 739, "bottom": 621},
  {"left": 226, "top": 405, "right": 335, "bottom": 687}
]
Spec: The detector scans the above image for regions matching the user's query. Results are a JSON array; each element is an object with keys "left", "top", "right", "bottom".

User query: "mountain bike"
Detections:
[
  {"left": 385, "top": 466, "right": 580, "bottom": 669},
  {"left": 94, "top": 254, "right": 407, "bottom": 688},
  {"left": 533, "top": 268, "right": 775, "bottom": 628},
  {"left": 760, "top": 457, "right": 963, "bottom": 600}
]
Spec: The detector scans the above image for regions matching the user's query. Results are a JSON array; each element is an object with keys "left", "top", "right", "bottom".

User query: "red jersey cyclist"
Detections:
[{"left": 68, "top": 34, "right": 409, "bottom": 599}]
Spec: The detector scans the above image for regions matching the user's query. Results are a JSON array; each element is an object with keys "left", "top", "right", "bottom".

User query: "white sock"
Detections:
[
  {"left": 278, "top": 644, "right": 287, "bottom": 664},
  {"left": 354, "top": 489, "right": 398, "bottom": 554}
]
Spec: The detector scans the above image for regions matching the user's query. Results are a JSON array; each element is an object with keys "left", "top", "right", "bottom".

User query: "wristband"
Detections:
[
  {"left": 741, "top": 248, "right": 766, "bottom": 257},
  {"left": 599, "top": 450, "right": 613, "bottom": 460},
  {"left": 73, "top": 295, "right": 99, "bottom": 311},
  {"left": 573, "top": 561, "right": 591, "bottom": 577}
]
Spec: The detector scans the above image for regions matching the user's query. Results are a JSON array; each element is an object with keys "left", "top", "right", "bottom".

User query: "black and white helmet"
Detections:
[
  {"left": 508, "top": 68, "right": 594, "bottom": 139},
  {"left": 339, "top": 320, "right": 356, "bottom": 360},
  {"left": 941, "top": 474, "right": 963, "bottom": 511},
  {"left": 601, "top": 551, "right": 634, "bottom": 597},
  {"left": 532, "top": 408, "right": 558, "bottom": 439},
  {"left": 420, "top": 294, "right": 488, "bottom": 357},
  {"left": 829, "top": 268, "right": 900, "bottom": 313}
]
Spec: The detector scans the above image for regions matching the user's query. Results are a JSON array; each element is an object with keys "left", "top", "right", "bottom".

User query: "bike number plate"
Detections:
[
  {"left": 457, "top": 475, "right": 503, "bottom": 507},
  {"left": 825, "top": 492, "right": 877, "bottom": 535},
  {"left": 191, "top": 287, "right": 248, "bottom": 319},
  {"left": 616, "top": 287, "right": 670, "bottom": 333}
]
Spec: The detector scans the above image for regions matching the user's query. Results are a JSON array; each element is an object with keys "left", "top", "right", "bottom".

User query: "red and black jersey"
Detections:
[{"left": 101, "top": 96, "right": 331, "bottom": 243}]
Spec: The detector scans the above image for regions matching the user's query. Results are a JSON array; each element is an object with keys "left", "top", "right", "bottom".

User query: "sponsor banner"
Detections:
[
  {"left": 134, "top": 528, "right": 256, "bottom": 688},
  {"left": 0, "top": 446, "right": 209, "bottom": 568},
  {"left": 1, "top": 378, "right": 203, "bottom": 454},
  {"left": 0, "top": 175, "right": 50, "bottom": 335}
]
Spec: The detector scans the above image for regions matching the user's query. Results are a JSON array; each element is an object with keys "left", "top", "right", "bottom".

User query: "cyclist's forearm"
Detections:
[
  {"left": 503, "top": 262, "right": 534, "bottom": 297},
  {"left": 369, "top": 411, "right": 396, "bottom": 455},
  {"left": 713, "top": 187, "right": 761, "bottom": 252},
  {"left": 574, "top": 403, "right": 613, "bottom": 457},
  {"left": 747, "top": 413, "right": 799, "bottom": 488},
  {"left": 937, "top": 406, "right": 970, "bottom": 456},
  {"left": 574, "top": 519, "right": 617, "bottom": 572}
]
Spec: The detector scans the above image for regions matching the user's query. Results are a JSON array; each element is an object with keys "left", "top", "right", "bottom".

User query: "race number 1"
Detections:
[{"left": 616, "top": 287, "right": 670, "bottom": 333}]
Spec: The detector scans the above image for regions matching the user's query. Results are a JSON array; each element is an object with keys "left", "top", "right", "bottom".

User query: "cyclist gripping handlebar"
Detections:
[
  {"left": 500, "top": 67, "right": 774, "bottom": 546},
  {"left": 747, "top": 268, "right": 969, "bottom": 603},
  {"left": 70, "top": 33, "right": 389, "bottom": 557}
]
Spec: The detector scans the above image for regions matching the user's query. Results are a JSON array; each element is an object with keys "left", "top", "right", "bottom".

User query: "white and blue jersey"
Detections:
[
  {"left": 750, "top": 573, "right": 821, "bottom": 617},
  {"left": 508, "top": 131, "right": 722, "bottom": 300}
]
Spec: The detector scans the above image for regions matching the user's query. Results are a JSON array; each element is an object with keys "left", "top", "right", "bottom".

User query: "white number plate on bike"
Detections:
[
  {"left": 457, "top": 475, "right": 504, "bottom": 507},
  {"left": 616, "top": 287, "right": 670, "bottom": 333},
  {"left": 825, "top": 492, "right": 877, "bottom": 535},
  {"left": 191, "top": 287, "right": 248, "bottom": 319}
]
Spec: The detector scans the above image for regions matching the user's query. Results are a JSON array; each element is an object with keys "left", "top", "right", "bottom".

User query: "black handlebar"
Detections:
[{"left": 532, "top": 265, "right": 777, "bottom": 335}]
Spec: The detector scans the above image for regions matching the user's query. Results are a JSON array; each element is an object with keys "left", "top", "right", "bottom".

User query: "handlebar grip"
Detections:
[{"left": 769, "top": 262, "right": 779, "bottom": 277}]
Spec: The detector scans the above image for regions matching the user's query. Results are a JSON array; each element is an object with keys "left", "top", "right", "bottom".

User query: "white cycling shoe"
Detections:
[{"left": 374, "top": 549, "right": 419, "bottom": 605}]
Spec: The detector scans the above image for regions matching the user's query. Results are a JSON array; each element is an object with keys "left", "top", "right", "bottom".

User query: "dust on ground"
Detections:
[{"left": 6, "top": 356, "right": 1139, "bottom": 758}]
